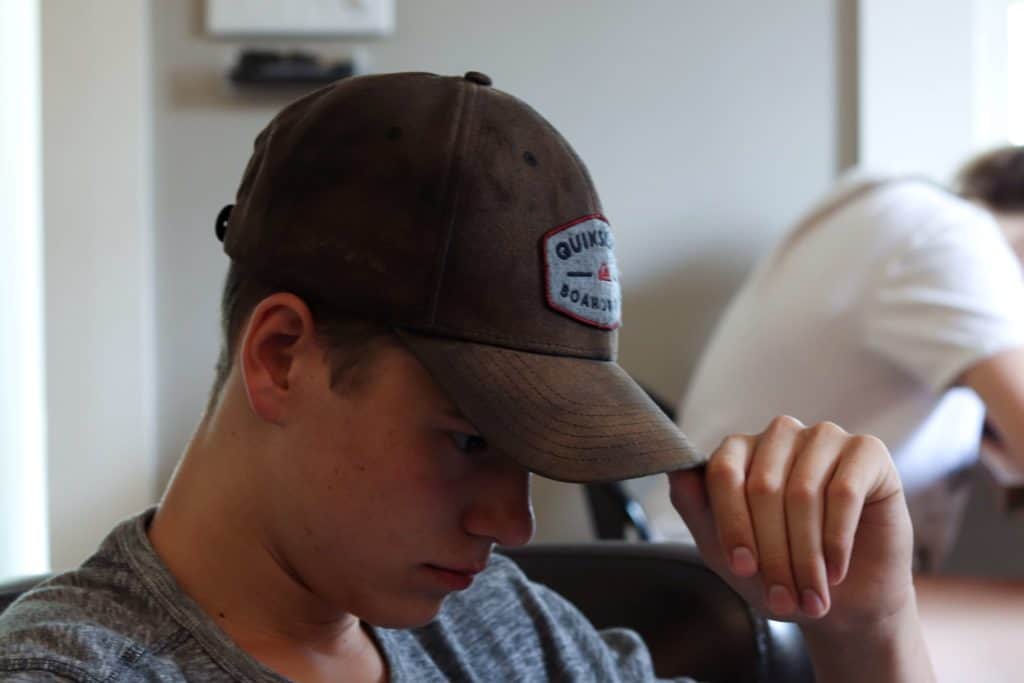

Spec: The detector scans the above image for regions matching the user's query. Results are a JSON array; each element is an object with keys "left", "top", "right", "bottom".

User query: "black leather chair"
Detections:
[{"left": 502, "top": 542, "right": 813, "bottom": 682}]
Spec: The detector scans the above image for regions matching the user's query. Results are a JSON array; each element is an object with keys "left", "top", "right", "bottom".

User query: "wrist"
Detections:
[
  {"left": 800, "top": 591, "right": 935, "bottom": 683},
  {"left": 802, "top": 586, "right": 915, "bottom": 641}
]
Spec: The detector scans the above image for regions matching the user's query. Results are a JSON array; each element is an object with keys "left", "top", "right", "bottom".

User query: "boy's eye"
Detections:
[{"left": 451, "top": 432, "right": 488, "bottom": 454}]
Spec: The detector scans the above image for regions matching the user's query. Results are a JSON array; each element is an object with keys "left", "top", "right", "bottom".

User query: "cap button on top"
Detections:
[{"left": 463, "top": 71, "right": 492, "bottom": 86}]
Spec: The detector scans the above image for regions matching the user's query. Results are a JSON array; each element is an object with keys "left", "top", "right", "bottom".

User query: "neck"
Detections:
[{"left": 148, "top": 411, "right": 381, "bottom": 674}]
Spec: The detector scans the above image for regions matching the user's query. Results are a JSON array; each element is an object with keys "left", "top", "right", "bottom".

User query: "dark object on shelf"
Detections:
[
  {"left": 585, "top": 479, "right": 653, "bottom": 540},
  {"left": 229, "top": 49, "right": 354, "bottom": 86}
]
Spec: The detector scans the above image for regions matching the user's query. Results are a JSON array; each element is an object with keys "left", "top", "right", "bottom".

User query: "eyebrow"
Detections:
[{"left": 442, "top": 406, "right": 469, "bottom": 421}]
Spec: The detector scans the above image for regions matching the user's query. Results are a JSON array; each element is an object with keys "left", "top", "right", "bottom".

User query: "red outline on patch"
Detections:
[{"left": 541, "top": 213, "right": 621, "bottom": 330}]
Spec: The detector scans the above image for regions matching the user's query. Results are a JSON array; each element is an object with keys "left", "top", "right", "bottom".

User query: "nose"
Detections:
[{"left": 462, "top": 460, "right": 534, "bottom": 548}]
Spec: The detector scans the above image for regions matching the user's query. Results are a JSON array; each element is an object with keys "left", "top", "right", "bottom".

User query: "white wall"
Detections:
[
  {"left": 0, "top": 0, "right": 47, "bottom": 579},
  {"left": 41, "top": 0, "right": 156, "bottom": 570},
  {"left": 859, "top": 0, "right": 973, "bottom": 180},
  {"left": 149, "top": 0, "right": 843, "bottom": 542},
  {"left": 858, "top": 0, "right": 1009, "bottom": 181}
]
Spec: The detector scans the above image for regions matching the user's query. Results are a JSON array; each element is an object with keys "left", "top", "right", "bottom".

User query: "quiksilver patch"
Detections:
[{"left": 542, "top": 215, "right": 621, "bottom": 329}]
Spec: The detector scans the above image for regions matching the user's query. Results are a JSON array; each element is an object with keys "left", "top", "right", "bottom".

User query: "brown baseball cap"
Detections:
[{"left": 217, "top": 70, "right": 703, "bottom": 482}]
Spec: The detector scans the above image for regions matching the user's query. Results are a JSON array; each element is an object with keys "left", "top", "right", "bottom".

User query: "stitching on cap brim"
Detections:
[{"left": 396, "top": 331, "right": 705, "bottom": 482}]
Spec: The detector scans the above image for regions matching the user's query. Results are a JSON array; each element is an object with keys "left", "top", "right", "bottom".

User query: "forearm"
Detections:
[
  {"left": 801, "top": 593, "right": 935, "bottom": 683},
  {"left": 963, "top": 348, "right": 1024, "bottom": 476}
]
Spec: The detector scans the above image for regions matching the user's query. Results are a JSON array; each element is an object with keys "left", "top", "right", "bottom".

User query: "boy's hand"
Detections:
[{"left": 668, "top": 416, "right": 914, "bottom": 632}]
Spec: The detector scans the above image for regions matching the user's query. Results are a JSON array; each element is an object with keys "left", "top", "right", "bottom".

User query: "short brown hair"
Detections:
[
  {"left": 206, "top": 262, "right": 394, "bottom": 414},
  {"left": 955, "top": 145, "right": 1024, "bottom": 212}
]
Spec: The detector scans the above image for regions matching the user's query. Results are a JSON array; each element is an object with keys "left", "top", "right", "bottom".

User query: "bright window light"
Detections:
[
  {"left": 0, "top": 0, "right": 48, "bottom": 578},
  {"left": 1009, "top": 2, "right": 1024, "bottom": 143}
]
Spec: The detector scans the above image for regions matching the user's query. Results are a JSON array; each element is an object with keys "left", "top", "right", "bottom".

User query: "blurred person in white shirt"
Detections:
[{"left": 647, "top": 147, "right": 1024, "bottom": 573}]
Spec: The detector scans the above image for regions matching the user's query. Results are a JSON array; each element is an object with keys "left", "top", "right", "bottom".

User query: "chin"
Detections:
[{"left": 362, "top": 594, "right": 449, "bottom": 629}]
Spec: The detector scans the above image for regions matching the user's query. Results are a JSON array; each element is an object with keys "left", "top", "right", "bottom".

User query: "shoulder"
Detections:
[
  {"left": 872, "top": 181, "right": 1016, "bottom": 272},
  {"left": 870, "top": 180, "right": 995, "bottom": 239},
  {"left": 829, "top": 178, "right": 1011, "bottom": 276},
  {"left": 0, "top": 535, "right": 185, "bottom": 680},
  {"left": 0, "top": 572, "right": 137, "bottom": 681},
  {"left": 839, "top": 178, "right": 985, "bottom": 233}
]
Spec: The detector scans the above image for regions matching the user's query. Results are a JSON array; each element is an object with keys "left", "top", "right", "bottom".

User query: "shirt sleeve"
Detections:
[{"left": 862, "top": 198, "right": 1024, "bottom": 393}]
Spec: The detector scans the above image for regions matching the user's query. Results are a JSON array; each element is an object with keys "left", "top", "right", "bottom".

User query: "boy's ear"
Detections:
[{"left": 238, "top": 293, "right": 318, "bottom": 423}]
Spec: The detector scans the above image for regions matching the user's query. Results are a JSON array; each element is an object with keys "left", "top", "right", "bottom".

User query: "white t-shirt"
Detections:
[{"left": 646, "top": 176, "right": 1024, "bottom": 548}]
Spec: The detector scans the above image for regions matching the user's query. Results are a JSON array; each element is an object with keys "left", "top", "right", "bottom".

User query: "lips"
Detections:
[
  {"left": 423, "top": 562, "right": 486, "bottom": 590},
  {"left": 431, "top": 564, "right": 485, "bottom": 576}
]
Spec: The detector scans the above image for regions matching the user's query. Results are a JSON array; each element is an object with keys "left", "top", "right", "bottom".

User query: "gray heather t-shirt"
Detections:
[{"left": 0, "top": 510, "right": 696, "bottom": 682}]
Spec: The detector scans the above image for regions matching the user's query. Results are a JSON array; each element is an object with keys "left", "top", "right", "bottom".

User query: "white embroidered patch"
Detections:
[{"left": 543, "top": 215, "right": 621, "bottom": 329}]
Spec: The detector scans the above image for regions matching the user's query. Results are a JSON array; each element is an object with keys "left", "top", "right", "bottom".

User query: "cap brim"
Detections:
[{"left": 396, "top": 330, "right": 706, "bottom": 483}]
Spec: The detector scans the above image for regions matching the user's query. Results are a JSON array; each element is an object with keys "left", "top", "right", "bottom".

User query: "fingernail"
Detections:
[
  {"left": 731, "top": 547, "right": 757, "bottom": 576},
  {"left": 767, "top": 585, "right": 795, "bottom": 615},
  {"left": 827, "top": 561, "right": 844, "bottom": 586},
  {"left": 801, "top": 589, "right": 826, "bottom": 618}
]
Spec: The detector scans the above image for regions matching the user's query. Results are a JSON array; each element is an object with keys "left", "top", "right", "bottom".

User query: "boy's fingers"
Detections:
[
  {"left": 744, "top": 416, "right": 803, "bottom": 616},
  {"left": 822, "top": 437, "right": 882, "bottom": 585},
  {"left": 673, "top": 417, "right": 905, "bottom": 622},
  {"left": 704, "top": 435, "right": 758, "bottom": 577},
  {"left": 784, "top": 423, "right": 845, "bottom": 618},
  {"left": 668, "top": 467, "right": 722, "bottom": 562}
]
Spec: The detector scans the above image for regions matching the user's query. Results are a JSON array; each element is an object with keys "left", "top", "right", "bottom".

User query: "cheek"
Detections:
[
  {"left": 306, "top": 450, "right": 465, "bottom": 563},
  {"left": 364, "top": 441, "right": 477, "bottom": 538},
  {"left": 315, "top": 430, "right": 457, "bottom": 511},
  {"left": 288, "top": 410, "right": 473, "bottom": 533}
]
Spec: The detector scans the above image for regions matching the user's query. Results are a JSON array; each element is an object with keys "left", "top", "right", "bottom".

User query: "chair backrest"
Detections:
[{"left": 501, "top": 542, "right": 814, "bottom": 683}]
